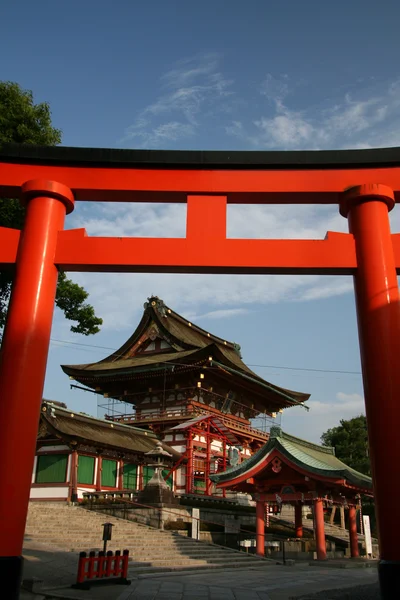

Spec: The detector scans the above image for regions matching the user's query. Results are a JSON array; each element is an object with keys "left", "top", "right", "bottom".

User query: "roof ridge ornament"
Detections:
[
  {"left": 270, "top": 425, "right": 282, "bottom": 439},
  {"left": 144, "top": 296, "right": 167, "bottom": 318}
]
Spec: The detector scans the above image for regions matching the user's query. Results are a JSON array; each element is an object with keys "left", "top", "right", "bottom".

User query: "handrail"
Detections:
[{"left": 105, "top": 405, "right": 269, "bottom": 439}]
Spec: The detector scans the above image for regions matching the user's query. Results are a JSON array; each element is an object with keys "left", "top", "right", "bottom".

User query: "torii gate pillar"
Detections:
[
  {"left": 341, "top": 184, "right": 400, "bottom": 596},
  {"left": 0, "top": 180, "right": 74, "bottom": 599}
]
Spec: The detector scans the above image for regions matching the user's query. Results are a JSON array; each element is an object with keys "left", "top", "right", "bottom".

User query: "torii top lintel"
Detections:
[
  {"left": 2, "top": 144, "right": 400, "bottom": 203},
  {"left": 0, "top": 144, "right": 399, "bottom": 275}
]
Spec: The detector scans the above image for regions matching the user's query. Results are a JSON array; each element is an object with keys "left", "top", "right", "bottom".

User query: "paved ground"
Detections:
[{"left": 21, "top": 540, "right": 380, "bottom": 600}]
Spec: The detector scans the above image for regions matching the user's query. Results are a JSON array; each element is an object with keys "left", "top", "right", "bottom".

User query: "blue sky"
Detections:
[{"left": 2, "top": 1, "right": 400, "bottom": 441}]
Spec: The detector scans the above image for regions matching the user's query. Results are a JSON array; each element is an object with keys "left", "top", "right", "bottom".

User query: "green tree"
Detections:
[
  {"left": 321, "top": 414, "right": 376, "bottom": 534},
  {"left": 0, "top": 81, "right": 102, "bottom": 337},
  {"left": 321, "top": 414, "right": 370, "bottom": 476}
]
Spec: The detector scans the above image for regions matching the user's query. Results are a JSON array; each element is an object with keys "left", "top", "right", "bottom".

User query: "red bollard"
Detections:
[
  {"left": 105, "top": 551, "right": 113, "bottom": 578},
  {"left": 76, "top": 552, "right": 87, "bottom": 584},
  {"left": 73, "top": 548, "right": 130, "bottom": 589},
  {"left": 122, "top": 550, "right": 129, "bottom": 579}
]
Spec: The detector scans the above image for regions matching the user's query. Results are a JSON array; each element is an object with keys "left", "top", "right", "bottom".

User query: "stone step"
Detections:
[{"left": 25, "top": 502, "right": 273, "bottom": 575}]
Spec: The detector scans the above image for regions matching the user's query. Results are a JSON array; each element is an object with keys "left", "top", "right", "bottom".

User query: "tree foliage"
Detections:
[
  {"left": 0, "top": 81, "right": 102, "bottom": 337},
  {"left": 321, "top": 414, "right": 370, "bottom": 476}
]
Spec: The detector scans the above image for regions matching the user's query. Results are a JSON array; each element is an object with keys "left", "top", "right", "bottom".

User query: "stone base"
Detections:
[
  {"left": 0, "top": 555, "right": 24, "bottom": 600},
  {"left": 379, "top": 560, "right": 400, "bottom": 599},
  {"left": 137, "top": 485, "right": 179, "bottom": 506}
]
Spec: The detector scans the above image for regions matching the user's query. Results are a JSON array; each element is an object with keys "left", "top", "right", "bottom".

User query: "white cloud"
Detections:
[
  {"left": 282, "top": 391, "right": 365, "bottom": 443},
  {"left": 122, "top": 54, "right": 233, "bottom": 147},
  {"left": 227, "top": 74, "right": 400, "bottom": 150},
  {"left": 74, "top": 70, "right": 400, "bottom": 331}
]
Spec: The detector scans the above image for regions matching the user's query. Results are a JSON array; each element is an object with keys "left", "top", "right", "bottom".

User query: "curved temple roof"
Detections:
[
  {"left": 210, "top": 426, "right": 372, "bottom": 492},
  {"left": 62, "top": 296, "right": 310, "bottom": 411}
]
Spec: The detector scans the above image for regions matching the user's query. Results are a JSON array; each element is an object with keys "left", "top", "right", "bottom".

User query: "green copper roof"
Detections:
[{"left": 210, "top": 426, "right": 372, "bottom": 491}]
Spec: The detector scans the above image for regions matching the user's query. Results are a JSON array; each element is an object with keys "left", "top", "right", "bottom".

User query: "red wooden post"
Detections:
[
  {"left": 0, "top": 180, "right": 74, "bottom": 598},
  {"left": 122, "top": 550, "right": 129, "bottom": 579},
  {"left": 186, "top": 431, "right": 193, "bottom": 494},
  {"left": 96, "top": 456, "right": 102, "bottom": 492},
  {"left": 256, "top": 499, "right": 265, "bottom": 556},
  {"left": 348, "top": 505, "right": 359, "bottom": 558},
  {"left": 77, "top": 552, "right": 87, "bottom": 584},
  {"left": 105, "top": 551, "right": 113, "bottom": 577},
  {"left": 88, "top": 551, "right": 96, "bottom": 579},
  {"left": 113, "top": 550, "right": 121, "bottom": 576},
  {"left": 222, "top": 440, "right": 227, "bottom": 499},
  {"left": 313, "top": 498, "right": 326, "bottom": 560},
  {"left": 118, "top": 460, "right": 124, "bottom": 491},
  {"left": 295, "top": 504, "right": 303, "bottom": 538},
  {"left": 70, "top": 450, "right": 78, "bottom": 502},
  {"left": 341, "top": 185, "right": 400, "bottom": 595},
  {"left": 205, "top": 422, "right": 211, "bottom": 496}
]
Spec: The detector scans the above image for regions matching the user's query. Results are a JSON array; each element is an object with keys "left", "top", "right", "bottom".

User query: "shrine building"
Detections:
[
  {"left": 61, "top": 296, "right": 310, "bottom": 497},
  {"left": 32, "top": 400, "right": 179, "bottom": 502},
  {"left": 210, "top": 425, "right": 373, "bottom": 560}
]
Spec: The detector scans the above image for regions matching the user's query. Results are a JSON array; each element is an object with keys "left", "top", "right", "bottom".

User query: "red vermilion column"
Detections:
[
  {"left": 340, "top": 184, "right": 400, "bottom": 597},
  {"left": 96, "top": 456, "right": 103, "bottom": 491},
  {"left": 256, "top": 499, "right": 265, "bottom": 556},
  {"left": 348, "top": 505, "right": 359, "bottom": 558},
  {"left": 313, "top": 498, "right": 326, "bottom": 560},
  {"left": 118, "top": 460, "right": 124, "bottom": 491},
  {"left": 70, "top": 450, "right": 78, "bottom": 502},
  {"left": 0, "top": 180, "right": 74, "bottom": 599},
  {"left": 295, "top": 504, "right": 303, "bottom": 538}
]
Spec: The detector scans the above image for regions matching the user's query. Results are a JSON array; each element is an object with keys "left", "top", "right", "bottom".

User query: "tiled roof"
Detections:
[
  {"left": 39, "top": 401, "right": 181, "bottom": 459},
  {"left": 210, "top": 426, "right": 372, "bottom": 491},
  {"left": 61, "top": 296, "right": 310, "bottom": 409}
]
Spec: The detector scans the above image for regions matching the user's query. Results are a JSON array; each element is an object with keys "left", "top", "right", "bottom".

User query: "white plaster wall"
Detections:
[
  {"left": 66, "top": 455, "right": 72, "bottom": 482},
  {"left": 37, "top": 445, "right": 70, "bottom": 453},
  {"left": 94, "top": 457, "right": 99, "bottom": 486},
  {"left": 30, "top": 487, "right": 69, "bottom": 499},
  {"left": 77, "top": 487, "right": 96, "bottom": 499},
  {"left": 32, "top": 457, "right": 37, "bottom": 484}
]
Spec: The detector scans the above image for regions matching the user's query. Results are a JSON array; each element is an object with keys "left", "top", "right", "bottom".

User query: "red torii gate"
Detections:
[{"left": 0, "top": 145, "right": 399, "bottom": 598}]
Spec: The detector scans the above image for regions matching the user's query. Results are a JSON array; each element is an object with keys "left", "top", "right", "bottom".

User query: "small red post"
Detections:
[
  {"left": 105, "top": 551, "right": 113, "bottom": 577},
  {"left": 77, "top": 552, "right": 87, "bottom": 584},
  {"left": 313, "top": 498, "right": 326, "bottom": 560},
  {"left": 256, "top": 499, "right": 265, "bottom": 556},
  {"left": 348, "top": 505, "right": 359, "bottom": 558},
  {"left": 122, "top": 550, "right": 129, "bottom": 579},
  {"left": 88, "top": 551, "right": 96, "bottom": 579},
  {"left": 113, "top": 550, "right": 121, "bottom": 576},
  {"left": 295, "top": 504, "right": 303, "bottom": 538},
  {"left": 341, "top": 185, "right": 400, "bottom": 596},
  {"left": 0, "top": 180, "right": 74, "bottom": 598}
]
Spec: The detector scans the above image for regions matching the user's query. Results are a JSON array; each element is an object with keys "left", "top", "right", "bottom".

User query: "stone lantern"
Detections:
[{"left": 138, "top": 441, "right": 178, "bottom": 507}]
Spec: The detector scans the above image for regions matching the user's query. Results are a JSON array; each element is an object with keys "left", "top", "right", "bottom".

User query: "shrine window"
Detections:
[
  {"left": 36, "top": 454, "right": 68, "bottom": 483},
  {"left": 77, "top": 455, "right": 95, "bottom": 485},
  {"left": 123, "top": 463, "right": 137, "bottom": 490},
  {"left": 101, "top": 459, "right": 117, "bottom": 487}
]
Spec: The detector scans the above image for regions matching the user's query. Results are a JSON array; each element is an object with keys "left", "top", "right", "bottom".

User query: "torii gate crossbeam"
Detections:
[{"left": 0, "top": 145, "right": 399, "bottom": 599}]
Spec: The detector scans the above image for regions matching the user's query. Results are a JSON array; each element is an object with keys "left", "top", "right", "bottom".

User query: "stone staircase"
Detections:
[{"left": 25, "top": 503, "right": 272, "bottom": 576}]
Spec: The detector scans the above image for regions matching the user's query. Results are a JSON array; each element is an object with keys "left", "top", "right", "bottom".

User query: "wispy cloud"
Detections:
[
  {"left": 282, "top": 391, "right": 365, "bottom": 442},
  {"left": 227, "top": 74, "right": 400, "bottom": 149},
  {"left": 122, "top": 53, "right": 234, "bottom": 148}
]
